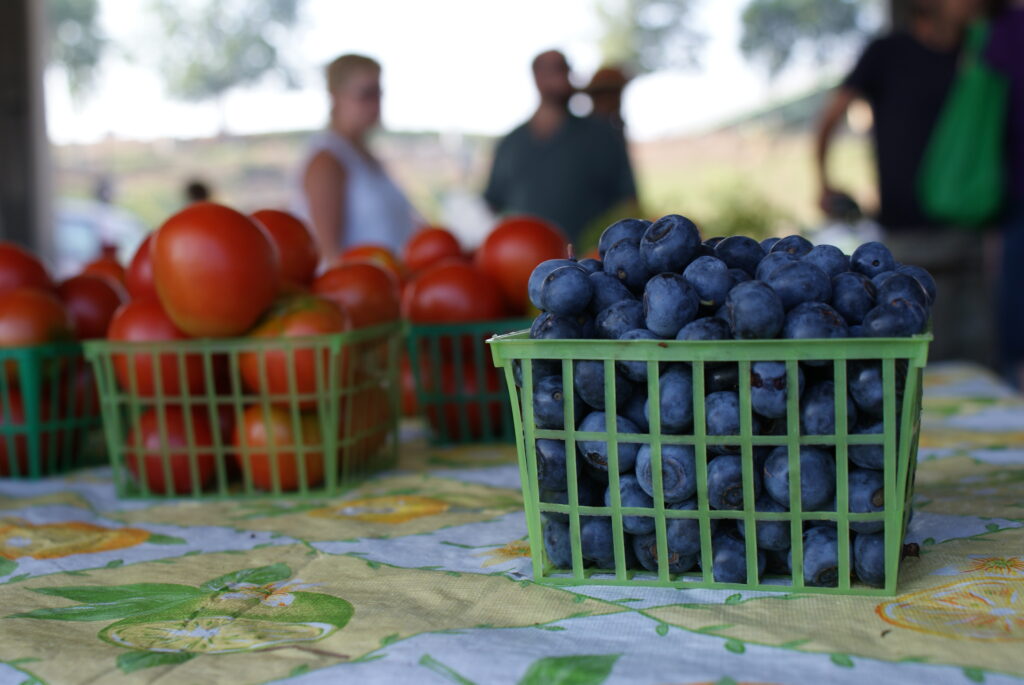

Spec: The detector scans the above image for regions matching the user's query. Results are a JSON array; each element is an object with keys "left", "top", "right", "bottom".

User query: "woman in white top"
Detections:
[{"left": 292, "top": 54, "right": 417, "bottom": 261}]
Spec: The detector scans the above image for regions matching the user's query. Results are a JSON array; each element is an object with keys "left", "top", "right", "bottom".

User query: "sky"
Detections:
[{"left": 45, "top": 0, "right": 864, "bottom": 145}]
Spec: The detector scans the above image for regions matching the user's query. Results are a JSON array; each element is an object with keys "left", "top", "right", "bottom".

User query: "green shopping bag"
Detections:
[{"left": 918, "top": 22, "right": 1009, "bottom": 227}]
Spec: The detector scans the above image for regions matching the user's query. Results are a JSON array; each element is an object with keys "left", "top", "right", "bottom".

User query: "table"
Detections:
[{"left": 0, "top": 362, "right": 1022, "bottom": 684}]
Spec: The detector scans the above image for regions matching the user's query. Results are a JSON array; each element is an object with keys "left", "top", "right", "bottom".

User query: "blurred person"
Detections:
[
  {"left": 815, "top": 0, "right": 989, "bottom": 364},
  {"left": 584, "top": 66, "right": 630, "bottom": 132},
  {"left": 292, "top": 54, "right": 416, "bottom": 261},
  {"left": 484, "top": 50, "right": 637, "bottom": 246},
  {"left": 184, "top": 179, "right": 211, "bottom": 204},
  {"left": 985, "top": 0, "right": 1024, "bottom": 386}
]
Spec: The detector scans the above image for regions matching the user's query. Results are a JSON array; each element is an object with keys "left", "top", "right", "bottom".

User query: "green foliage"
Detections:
[
  {"left": 596, "top": 0, "right": 705, "bottom": 74},
  {"left": 700, "top": 184, "right": 795, "bottom": 240},
  {"left": 47, "top": 0, "right": 107, "bottom": 100}
]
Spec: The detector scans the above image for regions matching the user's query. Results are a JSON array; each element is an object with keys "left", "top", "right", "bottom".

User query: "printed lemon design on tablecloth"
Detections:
[
  {"left": 877, "top": 578, "right": 1024, "bottom": 640},
  {"left": 0, "top": 519, "right": 150, "bottom": 559},
  {"left": 477, "top": 539, "right": 531, "bottom": 567},
  {"left": 963, "top": 557, "right": 1024, "bottom": 576},
  {"left": 102, "top": 616, "right": 334, "bottom": 654},
  {"left": 309, "top": 495, "right": 449, "bottom": 523}
]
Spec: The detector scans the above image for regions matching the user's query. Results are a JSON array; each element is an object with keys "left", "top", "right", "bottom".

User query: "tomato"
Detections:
[
  {"left": 233, "top": 405, "right": 325, "bottom": 491},
  {"left": 340, "top": 385, "right": 391, "bottom": 467},
  {"left": 239, "top": 295, "right": 351, "bottom": 407},
  {"left": 475, "top": 215, "right": 567, "bottom": 314},
  {"left": 0, "top": 288, "right": 73, "bottom": 348},
  {"left": 125, "top": 235, "right": 157, "bottom": 300},
  {"left": 399, "top": 355, "right": 419, "bottom": 417},
  {"left": 312, "top": 261, "right": 400, "bottom": 329},
  {"left": 0, "top": 242, "right": 54, "bottom": 294},
  {"left": 57, "top": 274, "right": 127, "bottom": 339},
  {"left": 152, "top": 202, "right": 280, "bottom": 338},
  {"left": 422, "top": 360, "right": 504, "bottom": 442},
  {"left": 83, "top": 256, "right": 126, "bottom": 288},
  {"left": 251, "top": 209, "right": 319, "bottom": 288},
  {"left": 106, "top": 297, "right": 205, "bottom": 396},
  {"left": 402, "top": 227, "right": 462, "bottom": 274},
  {"left": 0, "top": 391, "right": 50, "bottom": 476},
  {"left": 401, "top": 261, "right": 507, "bottom": 324},
  {"left": 126, "top": 407, "right": 216, "bottom": 494},
  {"left": 340, "top": 244, "right": 404, "bottom": 282}
]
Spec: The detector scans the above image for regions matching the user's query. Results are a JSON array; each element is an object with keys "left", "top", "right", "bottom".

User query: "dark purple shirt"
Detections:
[{"left": 986, "top": 9, "right": 1024, "bottom": 200}]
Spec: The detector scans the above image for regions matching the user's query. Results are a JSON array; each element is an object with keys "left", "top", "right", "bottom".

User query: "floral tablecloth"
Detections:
[{"left": 0, "top": 362, "right": 1022, "bottom": 685}]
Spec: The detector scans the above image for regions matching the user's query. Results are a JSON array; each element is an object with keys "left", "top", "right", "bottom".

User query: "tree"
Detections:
[
  {"left": 739, "top": 0, "right": 878, "bottom": 77},
  {"left": 596, "top": 0, "right": 705, "bottom": 74},
  {"left": 150, "top": 0, "right": 302, "bottom": 131},
  {"left": 47, "top": 0, "right": 107, "bottom": 101}
]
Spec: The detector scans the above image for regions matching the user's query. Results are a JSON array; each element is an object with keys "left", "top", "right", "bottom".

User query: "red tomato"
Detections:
[
  {"left": 83, "top": 256, "right": 126, "bottom": 288},
  {"left": 0, "top": 391, "right": 50, "bottom": 476},
  {"left": 57, "top": 274, "right": 127, "bottom": 339},
  {"left": 239, "top": 295, "right": 351, "bottom": 407},
  {"left": 0, "top": 288, "right": 73, "bottom": 348},
  {"left": 340, "top": 244, "right": 404, "bottom": 282},
  {"left": 152, "top": 202, "right": 280, "bottom": 338},
  {"left": 422, "top": 361, "right": 503, "bottom": 442},
  {"left": 399, "top": 355, "right": 419, "bottom": 417},
  {"left": 340, "top": 385, "right": 391, "bottom": 467},
  {"left": 126, "top": 407, "right": 216, "bottom": 494},
  {"left": 251, "top": 209, "right": 319, "bottom": 288},
  {"left": 106, "top": 297, "right": 205, "bottom": 396},
  {"left": 0, "top": 242, "right": 54, "bottom": 294},
  {"left": 402, "top": 227, "right": 462, "bottom": 274},
  {"left": 401, "top": 261, "right": 507, "bottom": 324},
  {"left": 125, "top": 235, "right": 158, "bottom": 300},
  {"left": 475, "top": 216, "right": 567, "bottom": 314},
  {"left": 312, "top": 261, "right": 400, "bottom": 329},
  {"left": 233, "top": 405, "right": 325, "bottom": 491}
]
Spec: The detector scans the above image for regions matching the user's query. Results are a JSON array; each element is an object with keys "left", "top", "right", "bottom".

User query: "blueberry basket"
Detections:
[{"left": 488, "top": 331, "right": 931, "bottom": 596}]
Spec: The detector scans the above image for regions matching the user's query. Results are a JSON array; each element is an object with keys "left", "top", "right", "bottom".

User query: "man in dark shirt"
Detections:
[{"left": 484, "top": 50, "right": 637, "bottom": 246}]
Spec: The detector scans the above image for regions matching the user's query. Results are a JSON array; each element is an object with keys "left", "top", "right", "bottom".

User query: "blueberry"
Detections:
[
  {"left": 640, "top": 214, "right": 701, "bottom": 274},
  {"left": 619, "top": 392, "right": 649, "bottom": 433},
  {"left": 707, "top": 453, "right": 762, "bottom": 510},
  {"left": 541, "top": 265, "right": 594, "bottom": 316},
  {"left": 801, "top": 381, "right": 858, "bottom": 436},
  {"left": 576, "top": 258, "right": 603, "bottom": 274},
  {"left": 574, "top": 359, "right": 632, "bottom": 410},
  {"left": 760, "top": 237, "right": 780, "bottom": 252},
  {"left": 605, "top": 473, "right": 655, "bottom": 534},
  {"left": 830, "top": 272, "right": 877, "bottom": 325},
  {"left": 529, "top": 258, "right": 577, "bottom": 310},
  {"left": 728, "top": 268, "right": 752, "bottom": 284},
  {"left": 853, "top": 531, "right": 886, "bottom": 587},
  {"left": 849, "top": 420, "right": 884, "bottom": 469},
  {"left": 801, "top": 244, "right": 849, "bottom": 279},
  {"left": 617, "top": 329, "right": 661, "bottom": 382},
  {"left": 580, "top": 516, "right": 615, "bottom": 563},
  {"left": 714, "top": 235, "right": 766, "bottom": 276},
  {"left": 533, "top": 375, "right": 584, "bottom": 430},
  {"left": 763, "top": 446, "right": 836, "bottom": 511},
  {"left": 676, "top": 316, "right": 732, "bottom": 341},
  {"left": 755, "top": 251, "right": 800, "bottom": 281},
  {"left": 725, "top": 281, "right": 785, "bottom": 339},
  {"left": 643, "top": 273, "right": 700, "bottom": 337},
  {"left": 530, "top": 311, "right": 582, "bottom": 340},
  {"left": 765, "top": 261, "right": 832, "bottom": 310},
  {"left": 895, "top": 264, "right": 937, "bottom": 305},
  {"left": 543, "top": 520, "right": 574, "bottom": 568},
  {"left": 535, "top": 439, "right": 568, "bottom": 490},
  {"left": 783, "top": 301, "right": 849, "bottom": 340},
  {"left": 876, "top": 272, "right": 929, "bottom": 308},
  {"left": 595, "top": 299, "right": 645, "bottom": 339},
  {"left": 635, "top": 443, "right": 697, "bottom": 503},
  {"left": 604, "top": 238, "right": 651, "bottom": 293},
  {"left": 862, "top": 299, "right": 927, "bottom": 337},
  {"left": 633, "top": 529, "right": 698, "bottom": 574},
  {"left": 705, "top": 363, "right": 739, "bottom": 393},
  {"left": 871, "top": 271, "right": 896, "bottom": 290},
  {"left": 598, "top": 218, "right": 650, "bottom": 260},
  {"left": 848, "top": 467, "right": 885, "bottom": 533},
  {"left": 849, "top": 324, "right": 865, "bottom": 337},
  {"left": 765, "top": 547, "right": 792, "bottom": 575},
  {"left": 703, "top": 236, "right": 725, "bottom": 249},
  {"left": 770, "top": 234, "right": 814, "bottom": 257},
  {"left": 800, "top": 526, "right": 840, "bottom": 586},
  {"left": 577, "top": 411, "right": 642, "bottom": 474},
  {"left": 750, "top": 361, "right": 804, "bottom": 419},
  {"left": 737, "top": 494, "right": 791, "bottom": 551},
  {"left": 541, "top": 473, "right": 604, "bottom": 524},
  {"left": 682, "top": 256, "right": 734, "bottom": 309},
  {"left": 705, "top": 391, "right": 761, "bottom": 455},
  {"left": 851, "top": 241, "right": 896, "bottom": 278},
  {"left": 712, "top": 526, "right": 765, "bottom": 583},
  {"left": 646, "top": 366, "right": 694, "bottom": 434},
  {"left": 588, "top": 271, "right": 636, "bottom": 315}
]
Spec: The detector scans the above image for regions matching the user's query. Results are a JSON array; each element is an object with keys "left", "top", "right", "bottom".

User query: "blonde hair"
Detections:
[{"left": 326, "top": 54, "right": 380, "bottom": 95}]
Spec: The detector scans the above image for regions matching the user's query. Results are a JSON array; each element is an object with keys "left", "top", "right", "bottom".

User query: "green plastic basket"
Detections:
[
  {"left": 0, "top": 341, "right": 104, "bottom": 478},
  {"left": 83, "top": 321, "right": 402, "bottom": 499},
  {"left": 488, "top": 330, "right": 931, "bottom": 596},
  {"left": 406, "top": 318, "right": 531, "bottom": 445}
]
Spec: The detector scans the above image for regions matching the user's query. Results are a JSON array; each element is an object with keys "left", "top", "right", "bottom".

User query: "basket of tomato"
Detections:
[
  {"left": 400, "top": 220, "right": 566, "bottom": 445},
  {"left": 84, "top": 204, "right": 402, "bottom": 498}
]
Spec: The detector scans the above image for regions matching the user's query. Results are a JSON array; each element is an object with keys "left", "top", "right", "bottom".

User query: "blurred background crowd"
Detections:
[{"left": 0, "top": 0, "right": 1021, "bottom": 383}]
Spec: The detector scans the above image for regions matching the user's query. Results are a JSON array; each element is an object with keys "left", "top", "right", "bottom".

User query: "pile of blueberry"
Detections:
[{"left": 524, "top": 214, "right": 935, "bottom": 588}]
